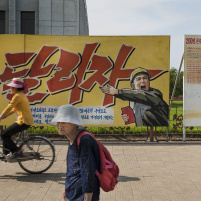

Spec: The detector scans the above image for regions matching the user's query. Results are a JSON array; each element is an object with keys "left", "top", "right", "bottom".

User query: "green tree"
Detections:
[{"left": 169, "top": 67, "right": 183, "bottom": 98}]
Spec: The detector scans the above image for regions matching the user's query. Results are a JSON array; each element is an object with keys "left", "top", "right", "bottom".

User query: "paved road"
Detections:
[{"left": 1, "top": 142, "right": 201, "bottom": 201}]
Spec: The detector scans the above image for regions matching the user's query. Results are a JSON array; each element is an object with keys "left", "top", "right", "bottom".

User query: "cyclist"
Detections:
[{"left": 0, "top": 78, "right": 34, "bottom": 160}]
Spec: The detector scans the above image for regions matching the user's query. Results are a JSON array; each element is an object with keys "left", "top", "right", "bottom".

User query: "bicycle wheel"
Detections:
[{"left": 18, "top": 136, "right": 55, "bottom": 174}]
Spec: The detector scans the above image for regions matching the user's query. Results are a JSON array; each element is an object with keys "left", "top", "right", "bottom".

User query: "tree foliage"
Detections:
[{"left": 169, "top": 67, "right": 183, "bottom": 98}]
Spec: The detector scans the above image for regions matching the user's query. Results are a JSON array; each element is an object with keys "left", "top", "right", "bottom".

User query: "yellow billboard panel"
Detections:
[{"left": 0, "top": 35, "right": 170, "bottom": 126}]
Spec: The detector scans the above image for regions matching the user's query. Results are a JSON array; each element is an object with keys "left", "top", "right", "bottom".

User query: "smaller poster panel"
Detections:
[{"left": 184, "top": 35, "right": 201, "bottom": 126}]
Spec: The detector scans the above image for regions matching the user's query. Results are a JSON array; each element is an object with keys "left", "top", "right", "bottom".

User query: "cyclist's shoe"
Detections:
[
  {"left": 0, "top": 155, "right": 7, "bottom": 162},
  {"left": 0, "top": 156, "right": 6, "bottom": 160},
  {"left": 7, "top": 151, "right": 24, "bottom": 161}
]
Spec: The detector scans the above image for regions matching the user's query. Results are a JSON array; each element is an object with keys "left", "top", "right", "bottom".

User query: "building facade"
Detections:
[{"left": 0, "top": 0, "right": 89, "bottom": 35}]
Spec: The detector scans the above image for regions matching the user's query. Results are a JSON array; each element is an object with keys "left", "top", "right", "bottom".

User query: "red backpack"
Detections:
[{"left": 77, "top": 131, "right": 119, "bottom": 192}]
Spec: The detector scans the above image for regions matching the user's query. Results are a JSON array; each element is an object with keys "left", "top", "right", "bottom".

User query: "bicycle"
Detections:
[{"left": 0, "top": 130, "right": 55, "bottom": 174}]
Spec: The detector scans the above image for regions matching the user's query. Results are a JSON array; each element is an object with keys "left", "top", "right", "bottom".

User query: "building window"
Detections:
[
  {"left": 0, "top": 11, "right": 5, "bottom": 34},
  {"left": 21, "top": 11, "right": 35, "bottom": 34}
]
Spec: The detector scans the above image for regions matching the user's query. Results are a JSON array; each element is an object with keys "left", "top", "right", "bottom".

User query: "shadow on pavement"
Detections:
[
  {"left": 118, "top": 175, "right": 140, "bottom": 182},
  {"left": 0, "top": 172, "right": 66, "bottom": 184},
  {"left": 0, "top": 172, "right": 140, "bottom": 184}
]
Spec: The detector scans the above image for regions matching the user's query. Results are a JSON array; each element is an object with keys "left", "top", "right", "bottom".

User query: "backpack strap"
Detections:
[
  {"left": 77, "top": 131, "right": 94, "bottom": 150},
  {"left": 77, "top": 131, "right": 103, "bottom": 178}
]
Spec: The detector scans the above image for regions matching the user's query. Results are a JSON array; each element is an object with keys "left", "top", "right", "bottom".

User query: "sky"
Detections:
[{"left": 86, "top": 0, "right": 201, "bottom": 71}]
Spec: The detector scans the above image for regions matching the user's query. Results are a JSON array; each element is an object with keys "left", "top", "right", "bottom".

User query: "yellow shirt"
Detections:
[{"left": 2, "top": 91, "right": 34, "bottom": 126}]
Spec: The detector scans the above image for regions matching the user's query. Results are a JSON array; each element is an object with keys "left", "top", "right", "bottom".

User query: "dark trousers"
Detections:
[{"left": 1, "top": 123, "right": 30, "bottom": 155}]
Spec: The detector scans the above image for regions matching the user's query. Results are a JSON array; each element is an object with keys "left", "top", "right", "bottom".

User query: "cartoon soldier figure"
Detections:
[{"left": 100, "top": 67, "right": 169, "bottom": 127}]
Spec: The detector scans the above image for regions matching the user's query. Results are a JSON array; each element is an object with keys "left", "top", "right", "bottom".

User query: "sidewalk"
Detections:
[{"left": 1, "top": 142, "right": 201, "bottom": 201}]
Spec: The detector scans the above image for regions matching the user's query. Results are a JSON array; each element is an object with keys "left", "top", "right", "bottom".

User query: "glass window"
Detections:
[
  {"left": 21, "top": 11, "right": 35, "bottom": 34},
  {"left": 0, "top": 11, "right": 5, "bottom": 34}
]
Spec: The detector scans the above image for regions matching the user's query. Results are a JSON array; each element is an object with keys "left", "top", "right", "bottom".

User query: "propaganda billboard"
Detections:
[
  {"left": 184, "top": 35, "right": 201, "bottom": 126},
  {"left": 0, "top": 35, "right": 170, "bottom": 126}
]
